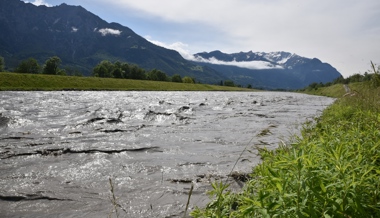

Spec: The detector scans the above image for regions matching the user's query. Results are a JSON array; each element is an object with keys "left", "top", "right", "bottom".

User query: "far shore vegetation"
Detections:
[
  {"left": 0, "top": 55, "right": 253, "bottom": 91},
  {"left": 0, "top": 72, "right": 252, "bottom": 91},
  {"left": 191, "top": 62, "right": 380, "bottom": 217},
  {"left": 300, "top": 65, "right": 380, "bottom": 97}
]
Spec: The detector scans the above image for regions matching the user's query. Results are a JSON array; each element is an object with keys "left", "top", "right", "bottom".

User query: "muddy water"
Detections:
[{"left": 0, "top": 91, "right": 334, "bottom": 217}]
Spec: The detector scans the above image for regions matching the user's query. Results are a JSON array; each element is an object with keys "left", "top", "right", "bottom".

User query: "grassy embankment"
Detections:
[
  {"left": 302, "top": 82, "right": 372, "bottom": 98},
  {"left": 192, "top": 79, "right": 380, "bottom": 217},
  {"left": 0, "top": 72, "right": 251, "bottom": 91}
]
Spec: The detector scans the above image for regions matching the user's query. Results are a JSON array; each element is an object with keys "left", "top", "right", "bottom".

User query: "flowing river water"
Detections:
[{"left": 0, "top": 91, "right": 334, "bottom": 218}]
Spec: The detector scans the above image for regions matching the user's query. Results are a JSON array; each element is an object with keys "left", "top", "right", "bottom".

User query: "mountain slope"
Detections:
[
  {"left": 0, "top": 0, "right": 226, "bottom": 83},
  {"left": 193, "top": 51, "right": 342, "bottom": 89},
  {"left": 0, "top": 0, "right": 342, "bottom": 89}
]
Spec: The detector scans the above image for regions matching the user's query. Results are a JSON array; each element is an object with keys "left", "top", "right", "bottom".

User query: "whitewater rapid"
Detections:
[{"left": 0, "top": 91, "right": 334, "bottom": 217}]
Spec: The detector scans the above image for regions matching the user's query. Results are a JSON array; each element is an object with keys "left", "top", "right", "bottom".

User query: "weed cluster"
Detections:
[{"left": 192, "top": 79, "right": 380, "bottom": 217}]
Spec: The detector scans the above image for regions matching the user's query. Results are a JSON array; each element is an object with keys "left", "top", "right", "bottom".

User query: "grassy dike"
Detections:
[
  {"left": 0, "top": 72, "right": 251, "bottom": 91},
  {"left": 191, "top": 82, "right": 380, "bottom": 217}
]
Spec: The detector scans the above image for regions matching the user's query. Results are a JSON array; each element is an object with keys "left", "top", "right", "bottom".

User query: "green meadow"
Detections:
[{"left": 0, "top": 72, "right": 251, "bottom": 91}]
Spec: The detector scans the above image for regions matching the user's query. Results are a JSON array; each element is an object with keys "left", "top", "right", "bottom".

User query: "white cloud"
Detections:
[
  {"left": 24, "top": 0, "right": 51, "bottom": 6},
  {"left": 194, "top": 56, "right": 284, "bottom": 70},
  {"left": 145, "top": 36, "right": 196, "bottom": 60},
  {"left": 146, "top": 36, "right": 283, "bottom": 70},
  {"left": 98, "top": 28, "right": 122, "bottom": 36}
]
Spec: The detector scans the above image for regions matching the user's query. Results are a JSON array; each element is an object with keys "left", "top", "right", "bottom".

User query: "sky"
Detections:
[{"left": 22, "top": 0, "right": 380, "bottom": 77}]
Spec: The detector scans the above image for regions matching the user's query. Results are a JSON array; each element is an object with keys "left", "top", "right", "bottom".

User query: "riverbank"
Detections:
[
  {"left": 192, "top": 81, "right": 380, "bottom": 217},
  {"left": 0, "top": 72, "right": 251, "bottom": 91}
]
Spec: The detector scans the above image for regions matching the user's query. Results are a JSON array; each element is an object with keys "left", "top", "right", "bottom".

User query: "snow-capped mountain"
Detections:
[
  {"left": 194, "top": 51, "right": 309, "bottom": 70},
  {"left": 192, "top": 50, "right": 342, "bottom": 89}
]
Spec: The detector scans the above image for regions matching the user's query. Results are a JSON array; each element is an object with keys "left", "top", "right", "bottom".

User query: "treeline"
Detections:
[
  {"left": 92, "top": 60, "right": 195, "bottom": 83},
  {"left": 218, "top": 80, "right": 253, "bottom": 89},
  {"left": 0, "top": 56, "right": 82, "bottom": 76},
  {"left": 0, "top": 55, "right": 198, "bottom": 84},
  {"left": 303, "top": 64, "right": 380, "bottom": 91}
]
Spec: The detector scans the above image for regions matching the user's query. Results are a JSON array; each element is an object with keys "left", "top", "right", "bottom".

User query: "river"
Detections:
[{"left": 0, "top": 91, "right": 334, "bottom": 217}]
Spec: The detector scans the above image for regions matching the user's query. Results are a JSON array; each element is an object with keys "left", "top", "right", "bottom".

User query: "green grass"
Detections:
[
  {"left": 0, "top": 72, "right": 252, "bottom": 91},
  {"left": 192, "top": 80, "right": 380, "bottom": 217},
  {"left": 302, "top": 82, "right": 376, "bottom": 98},
  {"left": 302, "top": 83, "right": 347, "bottom": 98}
]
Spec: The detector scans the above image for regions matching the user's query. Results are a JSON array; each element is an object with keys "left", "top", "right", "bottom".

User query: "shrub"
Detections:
[
  {"left": 15, "top": 58, "right": 41, "bottom": 74},
  {"left": 171, "top": 74, "right": 182, "bottom": 83},
  {"left": 182, "top": 76, "right": 195, "bottom": 84}
]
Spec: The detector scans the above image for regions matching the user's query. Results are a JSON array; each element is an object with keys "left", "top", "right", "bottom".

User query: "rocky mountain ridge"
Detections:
[{"left": 193, "top": 50, "right": 341, "bottom": 89}]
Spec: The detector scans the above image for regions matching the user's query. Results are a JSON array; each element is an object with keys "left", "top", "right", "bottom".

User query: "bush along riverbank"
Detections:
[{"left": 191, "top": 79, "right": 380, "bottom": 217}]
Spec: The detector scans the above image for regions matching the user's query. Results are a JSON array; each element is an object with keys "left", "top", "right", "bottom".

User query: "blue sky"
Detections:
[{"left": 22, "top": 0, "right": 380, "bottom": 77}]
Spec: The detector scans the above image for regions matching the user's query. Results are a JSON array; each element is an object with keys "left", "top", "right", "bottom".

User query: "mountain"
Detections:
[
  {"left": 0, "top": 0, "right": 226, "bottom": 83},
  {"left": 0, "top": 0, "right": 342, "bottom": 89},
  {"left": 192, "top": 51, "right": 342, "bottom": 89}
]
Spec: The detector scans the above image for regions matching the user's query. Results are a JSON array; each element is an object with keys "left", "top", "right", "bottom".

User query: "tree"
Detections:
[
  {"left": 93, "top": 60, "right": 114, "bottom": 78},
  {"left": 182, "top": 76, "right": 195, "bottom": 83},
  {"left": 224, "top": 80, "right": 235, "bottom": 87},
  {"left": 113, "top": 68, "right": 123, "bottom": 78},
  {"left": 57, "top": 69, "right": 67, "bottom": 76},
  {"left": 347, "top": 73, "right": 363, "bottom": 83},
  {"left": 131, "top": 68, "right": 146, "bottom": 80},
  {"left": 121, "top": 63, "right": 131, "bottom": 78},
  {"left": 112, "top": 61, "right": 123, "bottom": 78},
  {"left": 129, "top": 66, "right": 146, "bottom": 80},
  {"left": 16, "top": 58, "right": 40, "bottom": 74},
  {"left": 332, "top": 76, "right": 347, "bottom": 84},
  {"left": 171, "top": 74, "right": 182, "bottom": 83},
  {"left": 0, "top": 56, "right": 4, "bottom": 72},
  {"left": 147, "top": 69, "right": 168, "bottom": 81},
  {"left": 43, "top": 56, "right": 62, "bottom": 75}
]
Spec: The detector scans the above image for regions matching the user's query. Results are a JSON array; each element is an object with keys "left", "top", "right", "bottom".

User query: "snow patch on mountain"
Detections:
[{"left": 262, "top": 52, "right": 293, "bottom": 64}]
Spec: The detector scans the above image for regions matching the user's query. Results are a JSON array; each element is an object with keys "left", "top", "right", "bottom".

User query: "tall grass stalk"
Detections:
[
  {"left": 108, "top": 177, "right": 128, "bottom": 218},
  {"left": 184, "top": 183, "right": 195, "bottom": 218},
  {"left": 191, "top": 78, "right": 380, "bottom": 217}
]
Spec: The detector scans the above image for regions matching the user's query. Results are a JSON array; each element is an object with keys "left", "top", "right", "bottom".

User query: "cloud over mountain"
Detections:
[
  {"left": 24, "top": 0, "right": 50, "bottom": 6},
  {"left": 192, "top": 56, "right": 284, "bottom": 70},
  {"left": 97, "top": 28, "right": 122, "bottom": 36}
]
